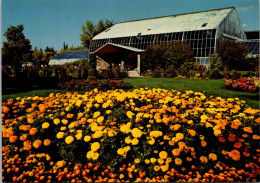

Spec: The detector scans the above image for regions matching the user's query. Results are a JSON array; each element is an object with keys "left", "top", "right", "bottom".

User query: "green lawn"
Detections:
[
  {"left": 124, "top": 78, "right": 259, "bottom": 109},
  {"left": 2, "top": 78, "right": 259, "bottom": 109}
]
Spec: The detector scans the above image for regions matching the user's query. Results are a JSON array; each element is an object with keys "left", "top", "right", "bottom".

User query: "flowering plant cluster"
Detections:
[
  {"left": 225, "top": 77, "right": 259, "bottom": 93},
  {"left": 2, "top": 88, "right": 260, "bottom": 182},
  {"left": 58, "top": 79, "right": 133, "bottom": 91}
]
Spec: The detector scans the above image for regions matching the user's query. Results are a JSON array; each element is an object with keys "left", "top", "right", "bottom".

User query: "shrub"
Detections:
[
  {"left": 208, "top": 69, "right": 223, "bottom": 79},
  {"left": 151, "top": 68, "right": 164, "bottom": 78},
  {"left": 209, "top": 53, "right": 222, "bottom": 71},
  {"left": 164, "top": 65, "right": 177, "bottom": 78},
  {"left": 218, "top": 40, "right": 248, "bottom": 71},
  {"left": 180, "top": 61, "right": 195, "bottom": 78},
  {"left": 58, "top": 79, "right": 133, "bottom": 91}
]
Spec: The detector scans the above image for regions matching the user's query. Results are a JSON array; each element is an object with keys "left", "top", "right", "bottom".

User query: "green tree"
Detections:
[
  {"left": 2, "top": 24, "right": 32, "bottom": 75},
  {"left": 80, "top": 19, "right": 113, "bottom": 48},
  {"left": 32, "top": 47, "right": 44, "bottom": 66},
  {"left": 42, "top": 46, "right": 57, "bottom": 66},
  {"left": 218, "top": 40, "right": 248, "bottom": 71}
]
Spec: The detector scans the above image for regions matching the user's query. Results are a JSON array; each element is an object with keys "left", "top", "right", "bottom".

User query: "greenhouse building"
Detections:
[{"left": 89, "top": 7, "right": 247, "bottom": 76}]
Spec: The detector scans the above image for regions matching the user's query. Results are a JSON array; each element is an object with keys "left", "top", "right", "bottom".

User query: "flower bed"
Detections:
[
  {"left": 2, "top": 88, "right": 260, "bottom": 182},
  {"left": 58, "top": 79, "right": 133, "bottom": 91},
  {"left": 225, "top": 77, "right": 259, "bottom": 93}
]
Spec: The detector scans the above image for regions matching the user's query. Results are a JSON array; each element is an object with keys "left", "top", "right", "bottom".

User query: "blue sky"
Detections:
[{"left": 2, "top": 0, "right": 259, "bottom": 51}]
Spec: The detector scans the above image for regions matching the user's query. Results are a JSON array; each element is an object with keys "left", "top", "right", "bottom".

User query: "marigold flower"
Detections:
[
  {"left": 176, "top": 133, "right": 184, "bottom": 140},
  {"left": 253, "top": 135, "right": 260, "bottom": 140},
  {"left": 75, "top": 133, "right": 82, "bottom": 140},
  {"left": 131, "top": 138, "right": 139, "bottom": 145},
  {"left": 159, "top": 151, "right": 168, "bottom": 160},
  {"left": 201, "top": 141, "right": 207, "bottom": 147},
  {"left": 228, "top": 134, "right": 236, "bottom": 142},
  {"left": 188, "top": 129, "right": 197, "bottom": 137},
  {"left": 61, "top": 119, "right": 68, "bottom": 125},
  {"left": 160, "top": 163, "right": 169, "bottom": 172},
  {"left": 86, "top": 151, "right": 94, "bottom": 159},
  {"left": 44, "top": 139, "right": 51, "bottom": 146},
  {"left": 67, "top": 113, "right": 74, "bottom": 119},
  {"left": 218, "top": 137, "right": 225, "bottom": 143},
  {"left": 158, "top": 158, "right": 164, "bottom": 164},
  {"left": 20, "top": 134, "right": 28, "bottom": 141},
  {"left": 84, "top": 136, "right": 91, "bottom": 142},
  {"left": 92, "top": 152, "right": 99, "bottom": 160},
  {"left": 93, "top": 130, "right": 103, "bottom": 139},
  {"left": 42, "top": 122, "right": 50, "bottom": 129},
  {"left": 150, "top": 158, "right": 157, "bottom": 163},
  {"left": 126, "top": 111, "right": 135, "bottom": 119},
  {"left": 234, "top": 142, "right": 242, "bottom": 149},
  {"left": 200, "top": 156, "right": 208, "bottom": 164},
  {"left": 57, "top": 160, "right": 66, "bottom": 168},
  {"left": 145, "top": 159, "right": 150, "bottom": 164},
  {"left": 243, "top": 127, "right": 253, "bottom": 133},
  {"left": 33, "top": 140, "right": 42, "bottom": 149},
  {"left": 117, "top": 148, "right": 125, "bottom": 156},
  {"left": 97, "top": 116, "right": 104, "bottom": 123},
  {"left": 172, "top": 149, "right": 180, "bottom": 157},
  {"left": 134, "top": 158, "right": 141, "bottom": 164},
  {"left": 229, "top": 150, "right": 241, "bottom": 161},
  {"left": 208, "top": 153, "right": 217, "bottom": 161},
  {"left": 175, "top": 158, "right": 182, "bottom": 165},
  {"left": 9, "top": 136, "right": 18, "bottom": 143},
  {"left": 53, "top": 118, "right": 60, "bottom": 125},
  {"left": 56, "top": 132, "right": 65, "bottom": 139},
  {"left": 29, "top": 128, "right": 38, "bottom": 136},
  {"left": 131, "top": 128, "right": 143, "bottom": 138},
  {"left": 23, "top": 140, "right": 32, "bottom": 150},
  {"left": 91, "top": 142, "right": 100, "bottom": 152},
  {"left": 150, "top": 131, "right": 163, "bottom": 138}
]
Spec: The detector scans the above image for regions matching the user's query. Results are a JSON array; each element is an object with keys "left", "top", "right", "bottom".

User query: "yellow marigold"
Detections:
[
  {"left": 108, "top": 130, "right": 117, "bottom": 137},
  {"left": 56, "top": 132, "right": 65, "bottom": 139},
  {"left": 92, "top": 152, "right": 99, "bottom": 160},
  {"left": 134, "top": 158, "right": 141, "bottom": 164},
  {"left": 214, "top": 130, "right": 222, "bottom": 137},
  {"left": 158, "top": 158, "right": 164, "bottom": 164},
  {"left": 61, "top": 119, "right": 68, "bottom": 125},
  {"left": 33, "top": 140, "right": 42, "bottom": 149},
  {"left": 125, "top": 136, "right": 132, "bottom": 144},
  {"left": 117, "top": 94, "right": 126, "bottom": 102},
  {"left": 97, "top": 116, "right": 104, "bottom": 123},
  {"left": 208, "top": 153, "right": 217, "bottom": 161},
  {"left": 102, "top": 102, "right": 109, "bottom": 108},
  {"left": 120, "top": 124, "right": 131, "bottom": 134},
  {"left": 91, "top": 142, "right": 100, "bottom": 152},
  {"left": 42, "top": 122, "right": 50, "bottom": 129},
  {"left": 175, "top": 158, "right": 182, "bottom": 165},
  {"left": 145, "top": 159, "right": 150, "bottom": 164},
  {"left": 166, "top": 157, "right": 172, "bottom": 163},
  {"left": 60, "top": 126, "right": 67, "bottom": 131},
  {"left": 57, "top": 160, "right": 66, "bottom": 168},
  {"left": 172, "top": 149, "right": 180, "bottom": 156},
  {"left": 154, "top": 165, "right": 160, "bottom": 172},
  {"left": 148, "top": 138, "right": 155, "bottom": 145},
  {"left": 124, "top": 146, "right": 131, "bottom": 152},
  {"left": 131, "top": 128, "right": 143, "bottom": 138},
  {"left": 93, "top": 111, "right": 101, "bottom": 118},
  {"left": 200, "top": 115, "right": 208, "bottom": 123},
  {"left": 150, "top": 131, "right": 163, "bottom": 138},
  {"left": 84, "top": 136, "right": 91, "bottom": 142},
  {"left": 160, "top": 163, "right": 169, "bottom": 172},
  {"left": 106, "top": 110, "right": 112, "bottom": 114},
  {"left": 200, "top": 156, "right": 208, "bottom": 164},
  {"left": 150, "top": 158, "right": 157, "bottom": 163},
  {"left": 65, "top": 136, "right": 74, "bottom": 144},
  {"left": 75, "top": 100, "right": 82, "bottom": 107},
  {"left": 159, "top": 151, "right": 168, "bottom": 160},
  {"left": 53, "top": 118, "right": 60, "bottom": 125},
  {"left": 75, "top": 133, "right": 82, "bottom": 140},
  {"left": 170, "top": 124, "right": 181, "bottom": 131},
  {"left": 117, "top": 148, "right": 125, "bottom": 156},
  {"left": 86, "top": 151, "right": 94, "bottom": 159},
  {"left": 126, "top": 111, "right": 135, "bottom": 119},
  {"left": 93, "top": 130, "right": 103, "bottom": 139},
  {"left": 131, "top": 138, "right": 139, "bottom": 145},
  {"left": 176, "top": 133, "right": 184, "bottom": 141}
]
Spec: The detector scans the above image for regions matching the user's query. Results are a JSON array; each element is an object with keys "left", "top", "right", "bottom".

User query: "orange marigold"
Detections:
[
  {"left": 20, "top": 134, "right": 28, "bottom": 141},
  {"left": 9, "top": 136, "right": 18, "bottom": 143},
  {"left": 23, "top": 140, "right": 32, "bottom": 151},
  {"left": 67, "top": 113, "right": 74, "bottom": 119},
  {"left": 234, "top": 142, "right": 242, "bottom": 149},
  {"left": 44, "top": 139, "right": 51, "bottom": 146},
  {"left": 29, "top": 128, "right": 38, "bottom": 136},
  {"left": 22, "top": 125, "right": 31, "bottom": 131},
  {"left": 229, "top": 150, "right": 241, "bottom": 161},
  {"left": 218, "top": 137, "right": 225, "bottom": 143},
  {"left": 228, "top": 134, "right": 236, "bottom": 142},
  {"left": 188, "top": 129, "right": 197, "bottom": 137},
  {"left": 33, "top": 140, "right": 42, "bottom": 149},
  {"left": 253, "top": 135, "right": 260, "bottom": 140},
  {"left": 175, "top": 158, "right": 182, "bottom": 165},
  {"left": 201, "top": 141, "right": 207, "bottom": 147},
  {"left": 243, "top": 127, "right": 253, "bottom": 133},
  {"left": 200, "top": 156, "right": 208, "bottom": 164}
]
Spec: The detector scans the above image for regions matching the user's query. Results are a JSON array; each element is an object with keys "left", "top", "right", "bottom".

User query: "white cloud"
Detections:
[
  {"left": 242, "top": 24, "right": 247, "bottom": 28},
  {"left": 237, "top": 6, "right": 255, "bottom": 12}
]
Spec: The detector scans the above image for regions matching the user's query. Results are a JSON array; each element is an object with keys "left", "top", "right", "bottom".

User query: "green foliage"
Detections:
[
  {"left": 245, "top": 55, "right": 259, "bottom": 71},
  {"left": 218, "top": 40, "right": 248, "bottom": 71},
  {"left": 142, "top": 41, "right": 195, "bottom": 72},
  {"left": 164, "top": 65, "right": 177, "bottom": 78},
  {"left": 2, "top": 24, "right": 32, "bottom": 75},
  {"left": 80, "top": 19, "right": 113, "bottom": 48},
  {"left": 180, "top": 61, "right": 195, "bottom": 77},
  {"left": 32, "top": 47, "right": 44, "bottom": 66},
  {"left": 209, "top": 53, "right": 222, "bottom": 71}
]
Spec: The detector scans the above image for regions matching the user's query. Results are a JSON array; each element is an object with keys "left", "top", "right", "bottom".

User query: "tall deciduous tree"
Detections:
[
  {"left": 80, "top": 19, "right": 113, "bottom": 48},
  {"left": 42, "top": 47, "right": 57, "bottom": 66},
  {"left": 2, "top": 25, "right": 32, "bottom": 75},
  {"left": 32, "top": 47, "right": 44, "bottom": 66}
]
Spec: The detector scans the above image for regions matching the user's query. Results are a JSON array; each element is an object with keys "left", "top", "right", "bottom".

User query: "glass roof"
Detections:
[{"left": 53, "top": 51, "right": 89, "bottom": 60}]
